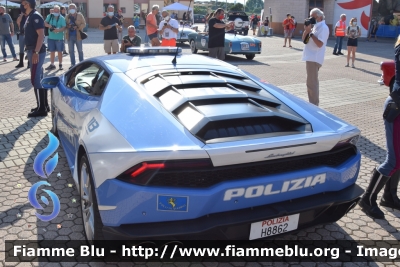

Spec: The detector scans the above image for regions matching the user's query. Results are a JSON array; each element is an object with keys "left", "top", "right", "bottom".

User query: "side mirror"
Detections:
[{"left": 41, "top": 77, "right": 60, "bottom": 89}]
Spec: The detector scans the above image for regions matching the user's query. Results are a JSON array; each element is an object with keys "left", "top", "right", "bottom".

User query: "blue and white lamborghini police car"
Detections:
[{"left": 41, "top": 47, "right": 363, "bottom": 240}]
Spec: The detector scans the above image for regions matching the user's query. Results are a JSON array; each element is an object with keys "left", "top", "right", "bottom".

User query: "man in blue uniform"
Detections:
[{"left": 22, "top": 0, "right": 48, "bottom": 117}]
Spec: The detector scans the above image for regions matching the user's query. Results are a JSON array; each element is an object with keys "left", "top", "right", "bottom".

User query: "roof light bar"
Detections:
[{"left": 127, "top": 47, "right": 182, "bottom": 55}]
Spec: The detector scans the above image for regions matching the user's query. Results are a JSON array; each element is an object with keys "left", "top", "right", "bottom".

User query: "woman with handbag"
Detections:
[
  {"left": 359, "top": 36, "right": 400, "bottom": 219},
  {"left": 65, "top": 3, "right": 86, "bottom": 69}
]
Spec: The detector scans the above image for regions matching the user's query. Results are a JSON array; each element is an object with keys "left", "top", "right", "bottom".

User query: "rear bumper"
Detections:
[{"left": 102, "top": 183, "right": 363, "bottom": 240}]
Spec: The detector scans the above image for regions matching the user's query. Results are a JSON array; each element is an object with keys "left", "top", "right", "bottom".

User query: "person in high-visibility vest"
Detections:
[{"left": 333, "top": 14, "right": 346, "bottom": 55}]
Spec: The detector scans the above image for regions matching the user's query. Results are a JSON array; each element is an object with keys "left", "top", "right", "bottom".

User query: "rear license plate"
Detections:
[
  {"left": 249, "top": 214, "right": 299, "bottom": 240},
  {"left": 241, "top": 43, "right": 249, "bottom": 50}
]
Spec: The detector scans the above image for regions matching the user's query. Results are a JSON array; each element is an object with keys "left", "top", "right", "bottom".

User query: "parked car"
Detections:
[
  {"left": 188, "top": 31, "right": 261, "bottom": 60},
  {"left": 379, "top": 60, "right": 395, "bottom": 93},
  {"left": 41, "top": 46, "right": 362, "bottom": 241},
  {"left": 227, "top": 11, "right": 250, "bottom": 35},
  {"left": 176, "top": 26, "right": 197, "bottom": 43},
  {"left": 194, "top": 14, "right": 206, "bottom": 23}
]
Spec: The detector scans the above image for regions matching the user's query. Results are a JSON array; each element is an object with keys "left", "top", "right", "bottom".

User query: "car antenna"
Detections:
[{"left": 172, "top": 0, "right": 193, "bottom": 65}]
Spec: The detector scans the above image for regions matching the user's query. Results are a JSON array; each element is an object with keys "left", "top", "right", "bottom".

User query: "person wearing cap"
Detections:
[
  {"left": 21, "top": 0, "right": 48, "bottom": 117},
  {"left": 99, "top": 5, "right": 121, "bottom": 54},
  {"left": 116, "top": 9, "right": 124, "bottom": 43},
  {"left": 15, "top": 3, "right": 29, "bottom": 68},
  {"left": 159, "top": 10, "right": 179, "bottom": 47}
]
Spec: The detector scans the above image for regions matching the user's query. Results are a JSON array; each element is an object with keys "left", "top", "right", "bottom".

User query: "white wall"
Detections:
[
  {"left": 120, "top": 0, "right": 134, "bottom": 19},
  {"left": 88, "top": 0, "right": 103, "bottom": 18},
  {"left": 263, "top": 0, "right": 307, "bottom": 26}
]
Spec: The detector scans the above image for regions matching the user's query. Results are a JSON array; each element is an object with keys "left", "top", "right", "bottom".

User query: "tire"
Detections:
[
  {"left": 244, "top": 30, "right": 248, "bottom": 36},
  {"left": 245, "top": 54, "right": 255, "bottom": 60},
  {"left": 79, "top": 154, "right": 104, "bottom": 241},
  {"left": 50, "top": 90, "right": 58, "bottom": 137},
  {"left": 190, "top": 40, "right": 198, "bottom": 54},
  {"left": 390, "top": 78, "right": 394, "bottom": 94}
]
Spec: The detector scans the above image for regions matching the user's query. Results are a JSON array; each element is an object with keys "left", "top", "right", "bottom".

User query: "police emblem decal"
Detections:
[{"left": 157, "top": 195, "right": 188, "bottom": 212}]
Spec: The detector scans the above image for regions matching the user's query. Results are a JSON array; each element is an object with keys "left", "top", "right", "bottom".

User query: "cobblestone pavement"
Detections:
[{"left": 0, "top": 27, "right": 399, "bottom": 266}]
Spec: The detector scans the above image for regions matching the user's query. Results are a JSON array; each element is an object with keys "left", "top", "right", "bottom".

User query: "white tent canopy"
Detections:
[
  {"left": 163, "top": 2, "right": 194, "bottom": 24},
  {"left": 163, "top": 2, "right": 193, "bottom": 11},
  {"left": 0, "top": 1, "right": 20, "bottom": 7},
  {"left": 39, "top": 1, "right": 68, "bottom": 8}
]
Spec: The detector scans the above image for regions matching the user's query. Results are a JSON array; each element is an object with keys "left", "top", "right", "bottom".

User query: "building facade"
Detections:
[{"left": 263, "top": 0, "right": 373, "bottom": 37}]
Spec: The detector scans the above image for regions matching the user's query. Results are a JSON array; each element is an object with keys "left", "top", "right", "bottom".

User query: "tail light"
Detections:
[
  {"left": 259, "top": 42, "right": 262, "bottom": 49},
  {"left": 117, "top": 159, "right": 213, "bottom": 186},
  {"left": 245, "top": 26, "right": 249, "bottom": 29},
  {"left": 333, "top": 132, "right": 359, "bottom": 150},
  {"left": 229, "top": 42, "right": 232, "bottom": 48}
]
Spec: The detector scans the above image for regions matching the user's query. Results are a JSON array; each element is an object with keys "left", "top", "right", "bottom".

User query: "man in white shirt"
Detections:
[
  {"left": 301, "top": 8, "right": 329, "bottom": 106},
  {"left": 159, "top": 10, "right": 179, "bottom": 47}
]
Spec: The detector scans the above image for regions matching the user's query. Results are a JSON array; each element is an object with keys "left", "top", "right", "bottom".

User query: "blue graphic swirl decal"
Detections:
[
  {"left": 33, "top": 132, "right": 59, "bottom": 178},
  {"left": 28, "top": 181, "right": 61, "bottom": 222}
]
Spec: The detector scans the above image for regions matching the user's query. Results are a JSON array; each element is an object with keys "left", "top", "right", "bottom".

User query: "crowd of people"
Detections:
[
  {"left": 8, "top": 1, "right": 145, "bottom": 118},
  {"left": 10, "top": 0, "right": 90, "bottom": 117}
]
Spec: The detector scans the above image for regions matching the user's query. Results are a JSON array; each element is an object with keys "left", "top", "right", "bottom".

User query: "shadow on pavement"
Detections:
[
  {"left": 352, "top": 68, "right": 381, "bottom": 77},
  {"left": 353, "top": 57, "right": 381, "bottom": 65},
  {"left": 0, "top": 118, "right": 42, "bottom": 163},
  {"left": 357, "top": 136, "right": 387, "bottom": 164},
  {"left": 18, "top": 78, "right": 32, "bottom": 92},
  {"left": 0, "top": 67, "right": 27, "bottom": 82}
]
